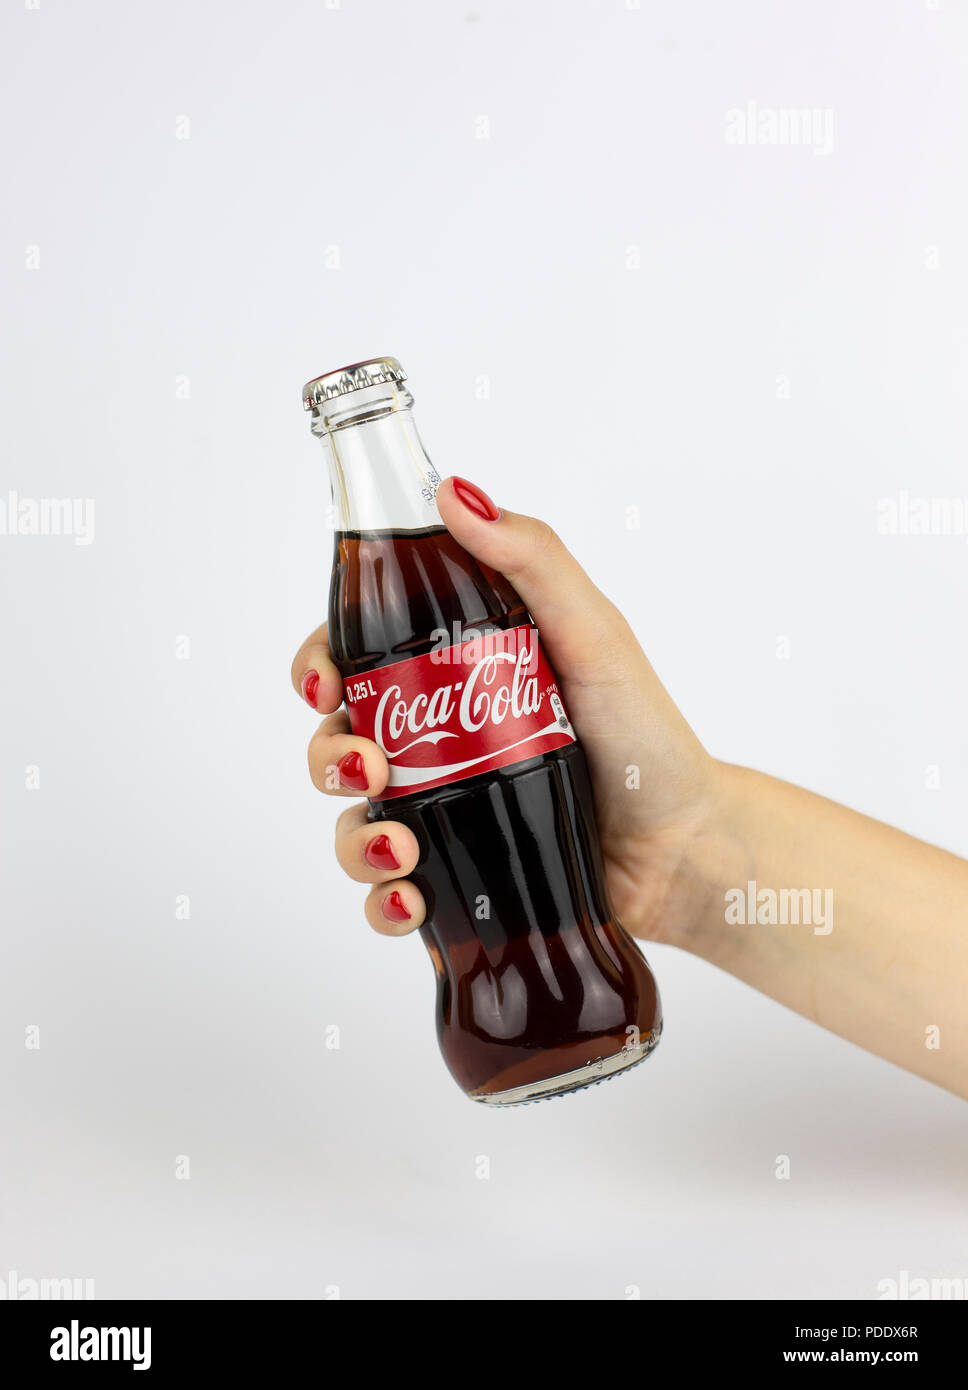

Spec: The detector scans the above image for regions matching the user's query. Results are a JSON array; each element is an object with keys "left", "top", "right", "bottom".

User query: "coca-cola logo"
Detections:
[
  {"left": 375, "top": 646, "right": 541, "bottom": 760},
  {"left": 343, "top": 624, "right": 576, "bottom": 797}
]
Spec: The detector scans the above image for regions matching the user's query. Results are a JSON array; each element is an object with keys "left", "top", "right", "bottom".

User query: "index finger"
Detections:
[{"left": 291, "top": 620, "right": 344, "bottom": 714}]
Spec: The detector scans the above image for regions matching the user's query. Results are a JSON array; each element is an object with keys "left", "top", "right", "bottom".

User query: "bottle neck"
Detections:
[{"left": 310, "top": 383, "right": 443, "bottom": 534}]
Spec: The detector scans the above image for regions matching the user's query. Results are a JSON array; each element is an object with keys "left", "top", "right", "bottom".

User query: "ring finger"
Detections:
[{"left": 334, "top": 803, "right": 421, "bottom": 885}]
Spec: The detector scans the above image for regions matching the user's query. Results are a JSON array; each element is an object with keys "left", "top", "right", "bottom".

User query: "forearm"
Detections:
[{"left": 680, "top": 762, "right": 968, "bottom": 1099}]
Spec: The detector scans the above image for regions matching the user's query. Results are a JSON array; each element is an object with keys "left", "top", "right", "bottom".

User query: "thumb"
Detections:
[{"left": 436, "top": 476, "right": 630, "bottom": 677}]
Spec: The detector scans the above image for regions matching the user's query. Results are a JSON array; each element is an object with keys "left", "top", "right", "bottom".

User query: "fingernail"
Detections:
[
  {"left": 301, "top": 670, "right": 320, "bottom": 709},
  {"left": 452, "top": 476, "right": 501, "bottom": 522},
  {"left": 365, "top": 834, "right": 401, "bottom": 871},
  {"left": 381, "top": 890, "right": 411, "bottom": 923},
  {"left": 336, "top": 750, "right": 368, "bottom": 791}
]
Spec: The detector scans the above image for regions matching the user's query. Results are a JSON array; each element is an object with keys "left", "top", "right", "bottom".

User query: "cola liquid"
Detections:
[{"left": 306, "top": 358, "right": 662, "bottom": 1104}]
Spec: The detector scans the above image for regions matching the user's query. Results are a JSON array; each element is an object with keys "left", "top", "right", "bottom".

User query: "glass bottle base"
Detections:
[{"left": 470, "top": 1026, "right": 662, "bottom": 1106}]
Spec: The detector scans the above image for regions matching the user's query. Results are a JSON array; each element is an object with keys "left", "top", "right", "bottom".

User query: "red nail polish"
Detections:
[
  {"left": 381, "top": 890, "right": 411, "bottom": 923},
  {"left": 451, "top": 476, "right": 501, "bottom": 522},
  {"left": 364, "top": 834, "right": 401, "bottom": 871},
  {"left": 301, "top": 669, "right": 320, "bottom": 709},
  {"left": 336, "top": 750, "right": 368, "bottom": 791}
]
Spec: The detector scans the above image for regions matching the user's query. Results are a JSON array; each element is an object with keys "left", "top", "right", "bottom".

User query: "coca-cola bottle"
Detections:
[{"left": 304, "top": 357, "right": 662, "bottom": 1104}]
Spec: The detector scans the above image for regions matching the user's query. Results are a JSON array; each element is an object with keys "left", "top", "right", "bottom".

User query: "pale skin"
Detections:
[{"left": 291, "top": 477, "right": 968, "bottom": 1102}]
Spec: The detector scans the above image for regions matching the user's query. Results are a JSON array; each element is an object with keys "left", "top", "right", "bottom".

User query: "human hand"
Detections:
[{"left": 290, "top": 477, "right": 724, "bottom": 946}]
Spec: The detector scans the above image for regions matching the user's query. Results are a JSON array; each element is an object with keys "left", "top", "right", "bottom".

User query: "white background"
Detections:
[{"left": 2, "top": 0, "right": 966, "bottom": 1300}]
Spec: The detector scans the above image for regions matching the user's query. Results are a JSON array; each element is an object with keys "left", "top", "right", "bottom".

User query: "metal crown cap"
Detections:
[{"left": 301, "top": 357, "right": 407, "bottom": 411}]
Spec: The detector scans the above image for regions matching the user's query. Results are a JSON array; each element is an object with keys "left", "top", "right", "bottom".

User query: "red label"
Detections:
[{"left": 343, "top": 624, "right": 576, "bottom": 799}]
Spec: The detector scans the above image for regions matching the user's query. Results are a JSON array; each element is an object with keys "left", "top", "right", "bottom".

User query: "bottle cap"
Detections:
[{"left": 302, "top": 357, "right": 407, "bottom": 411}]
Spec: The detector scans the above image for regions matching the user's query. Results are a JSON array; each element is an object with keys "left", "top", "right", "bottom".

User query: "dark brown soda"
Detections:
[{"left": 329, "top": 525, "right": 662, "bottom": 1101}]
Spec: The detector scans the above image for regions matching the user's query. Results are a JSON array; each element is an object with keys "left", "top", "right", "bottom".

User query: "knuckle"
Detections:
[
  {"left": 528, "top": 517, "right": 560, "bottom": 560},
  {"left": 334, "top": 804, "right": 362, "bottom": 840},
  {"left": 307, "top": 734, "right": 334, "bottom": 789},
  {"left": 318, "top": 710, "right": 347, "bottom": 739},
  {"left": 334, "top": 842, "right": 363, "bottom": 880}
]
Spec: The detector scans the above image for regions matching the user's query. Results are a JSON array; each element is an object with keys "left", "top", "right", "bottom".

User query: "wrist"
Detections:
[{"left": 647, "top": 759, "right": 757, "bottom": 962}]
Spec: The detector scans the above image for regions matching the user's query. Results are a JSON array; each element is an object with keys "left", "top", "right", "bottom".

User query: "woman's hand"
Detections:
[
  {"left": 290, "top": 476, "right": 724, "bottom": 946},
  {"left": 292, "top": 475, "right": 968, "bottom": 1097}
]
